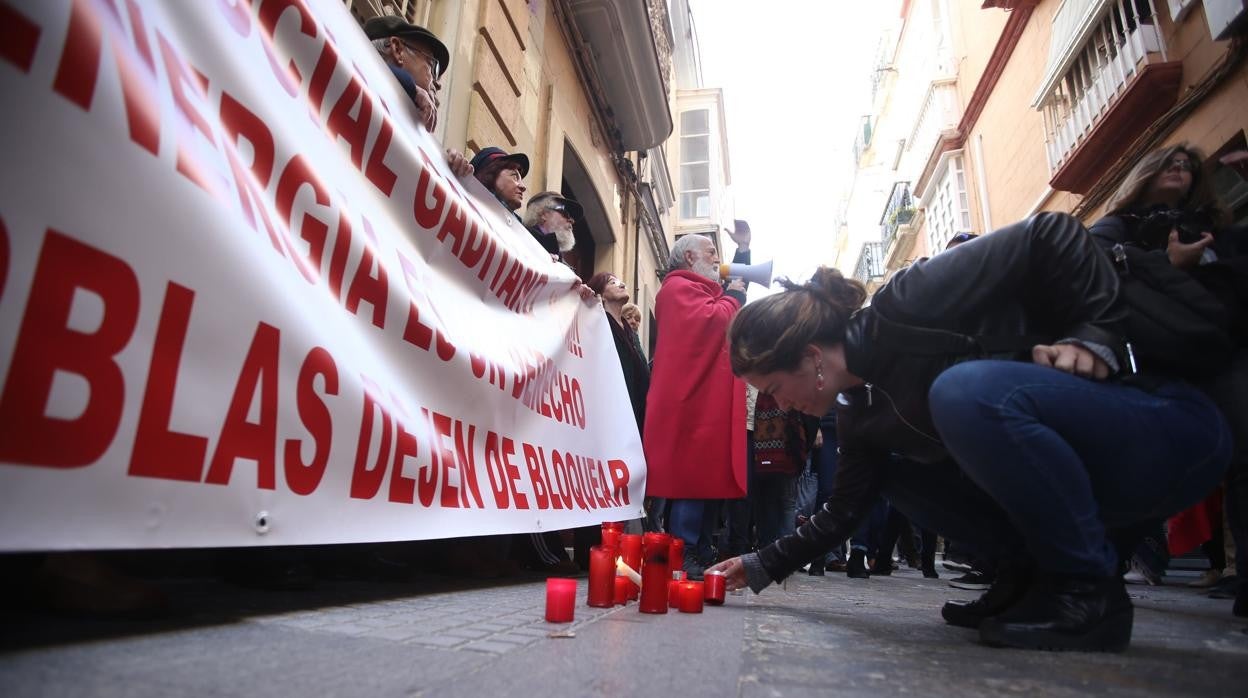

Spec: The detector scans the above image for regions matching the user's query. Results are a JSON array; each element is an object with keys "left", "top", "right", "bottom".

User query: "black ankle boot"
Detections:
[
  {"left": 978, "top": 575, "right": 1133, "bottom": 652},
  {"left": 942, "top": 563, "right": 1032, "bottom": 628},
  {"left": 847, "top": 550, "right": 870, "bottom": 579},
  {"left": 870, "top": 557, "right": 893, "bottom": 576}
]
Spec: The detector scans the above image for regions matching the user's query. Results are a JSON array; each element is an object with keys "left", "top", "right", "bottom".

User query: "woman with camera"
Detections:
[
  {"left": 705, "top": 212, "right": 1231, "bottom": 652},
  {"left": 1091, "top": 144, "right": 1248, "bottom": 617}
]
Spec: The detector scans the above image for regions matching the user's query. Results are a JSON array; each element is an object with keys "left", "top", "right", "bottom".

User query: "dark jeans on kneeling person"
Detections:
[{"left": 882, "top": 361, "right": 1231, "bottom": 579}]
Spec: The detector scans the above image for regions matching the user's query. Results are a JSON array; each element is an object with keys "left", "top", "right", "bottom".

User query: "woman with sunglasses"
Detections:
[
  {"left": 1091, "top": 144, "right": 1248, "bottom": 615},
  {"left": 1091, "top": 144, "right": 1222, "bottom": 269},
  {"left": 705, "top": 213, "right": 1231, "bottom": 652}
]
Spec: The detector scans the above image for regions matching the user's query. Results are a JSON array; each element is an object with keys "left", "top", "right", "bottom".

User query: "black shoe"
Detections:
[
  {"left": 942, "top": 564, "right": 1032, "bottom": 629},
  {"left": 682, "top": 557, "right": 706, "bottom": 581},
  {"left": 847, "top": 550, "right": 870, "bottom": 579},
  {"left": 948, "top": 570, "right": 994, "bottom": 591},
  {"left": 923, "top": 567, "right": 940, "bottom": 579},
  {"left": 870, "top": 557, "right": 894, "bottom": 576},
  {"left": 1208, "top": 574, "right": 1240, "bottom": 599},
  {"left": 1234, "top": 583, "right": 1248, "bottom": 618},
  {"left": 978, "top": 576, "right": 1133, "bottom": 652}
]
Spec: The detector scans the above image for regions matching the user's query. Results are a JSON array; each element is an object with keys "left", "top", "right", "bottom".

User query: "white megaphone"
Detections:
[{"left": 719, "top": 260, "right": 773, "bottom": 287}]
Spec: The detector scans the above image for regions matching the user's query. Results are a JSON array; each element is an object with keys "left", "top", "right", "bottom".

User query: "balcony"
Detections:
[
  {"left": 878, "top": 181, "right": 915, "bottom": 251},
  {"left": 908, "top": 79, "right": 960, "bottom": 168},
  {"left": 851, "top": 115, "right": 875, "bottom": 166},
  {"left": 854, "top": 241, "right": 887, "bottom": 285},
  {"left": 565, "top": 0, "right": 674, "bottom": 150},
  {"left": 1035, "top": 0, "right": 1182, "bottom": 193}
]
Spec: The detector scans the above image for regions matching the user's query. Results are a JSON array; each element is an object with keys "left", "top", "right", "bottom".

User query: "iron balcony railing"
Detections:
[
  {"left": 854, "top": 241, "right": 887, "bottom": 284},
  {"left": 879, "top": 181, "right": 914, "bottom": 249},
  {"left": 1038, "top": 0, "right": 1165, "bottom": 172}
]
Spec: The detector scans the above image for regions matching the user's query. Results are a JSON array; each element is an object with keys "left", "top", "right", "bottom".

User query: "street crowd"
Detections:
[
  {"left": 12, "top": 15, "right": 1248, "bottom": 656},
  {"left": 340, "top": 16, "right": 1248, "bottom": 654}
]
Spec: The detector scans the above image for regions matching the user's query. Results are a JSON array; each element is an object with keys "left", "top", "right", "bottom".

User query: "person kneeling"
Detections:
[{"left": 707, "top": 213, "right": 1231, "bottom": 652}]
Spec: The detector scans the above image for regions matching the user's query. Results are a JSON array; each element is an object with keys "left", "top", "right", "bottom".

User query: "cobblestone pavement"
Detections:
[{"left": 2, "top": 565, "right": 1246, "bottom": 697}]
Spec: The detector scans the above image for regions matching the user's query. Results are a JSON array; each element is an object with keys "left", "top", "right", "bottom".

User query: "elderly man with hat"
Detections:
[
  {"left": 523, "top": 191, "right": 583, "bottom": 263},
  {"left": 365, "top": 16, "right": 471, "bottom": 177}
]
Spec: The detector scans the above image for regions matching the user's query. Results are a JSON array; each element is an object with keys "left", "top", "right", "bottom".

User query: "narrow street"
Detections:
[{"left": 3, "top": 564, "right": 1246, "bottom": 697}]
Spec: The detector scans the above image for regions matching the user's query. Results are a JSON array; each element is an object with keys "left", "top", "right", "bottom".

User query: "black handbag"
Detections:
[{"left": 1107, "top": 242, "right": 1233, "bottom": 379}]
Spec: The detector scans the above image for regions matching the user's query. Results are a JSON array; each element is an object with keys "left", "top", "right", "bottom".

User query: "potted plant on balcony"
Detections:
[{"left": 889, "top": 206, "right": 915, "bottom": 227}]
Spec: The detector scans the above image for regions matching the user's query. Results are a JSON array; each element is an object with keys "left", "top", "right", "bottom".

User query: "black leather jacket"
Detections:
[{"left": 756, "top": 212, "right": 1126, "bottom": 582}]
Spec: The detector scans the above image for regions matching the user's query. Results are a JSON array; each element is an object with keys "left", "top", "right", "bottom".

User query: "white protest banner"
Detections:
[{"left": 0, "top": 0, "right": 646, "bottom": 550}]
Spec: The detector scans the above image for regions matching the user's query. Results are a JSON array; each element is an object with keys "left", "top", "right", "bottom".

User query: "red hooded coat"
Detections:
[{"left": 642, "top": 270, "right": 748, "bottom": 499}]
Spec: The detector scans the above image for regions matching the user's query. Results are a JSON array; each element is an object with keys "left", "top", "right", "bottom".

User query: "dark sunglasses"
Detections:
[{"left": 951, "top": 232, "right": 978, "bottom": 243}]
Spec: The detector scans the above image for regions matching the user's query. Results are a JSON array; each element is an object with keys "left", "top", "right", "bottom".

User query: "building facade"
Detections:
[
  {"left": 344, "top": 0, "right": 738, "bottom": 354},
  {"left": 837, "top": 0, "right": 1247, "bottom": 289}
]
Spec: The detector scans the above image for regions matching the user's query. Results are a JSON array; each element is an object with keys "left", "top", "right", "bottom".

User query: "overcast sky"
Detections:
[{"left": 689, "top": 0, "right": 898, "bottom": 297}]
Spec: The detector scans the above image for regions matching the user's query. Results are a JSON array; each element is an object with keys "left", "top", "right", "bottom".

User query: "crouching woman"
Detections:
[{"left": 707, "top": 212, "right": 1231, "bottom": 652}]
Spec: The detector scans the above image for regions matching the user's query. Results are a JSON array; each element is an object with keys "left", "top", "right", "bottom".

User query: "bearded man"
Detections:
[
  {"left": 643, "top": 225, "right": 752, "bottom": 577},
  {"left": 523, "top": 191, "right": 583, "bottom": 263}
]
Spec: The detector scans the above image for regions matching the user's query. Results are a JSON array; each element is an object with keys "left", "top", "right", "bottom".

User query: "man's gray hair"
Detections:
[
  {"left": 522, "top": 196, "right": 561, "bottom": 229},
  {"left": 668, "top": 233, "right": 710, "bottom": 272},
  {"left": 372, "top": 38, "right": 395, "bottom": 64}
]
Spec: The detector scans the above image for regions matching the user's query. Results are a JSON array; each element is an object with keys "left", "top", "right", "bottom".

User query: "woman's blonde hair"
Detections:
[
  {"left": 728, "top": 267, "right": 867, "bottom": 376},
  {"left": 1105, "top": 143, "right": 1217, "bottom": 215}
]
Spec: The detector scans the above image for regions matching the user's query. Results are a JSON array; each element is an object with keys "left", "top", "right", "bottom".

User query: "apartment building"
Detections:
[
  {"left": 838, "top": 0, "right": 1247, "bottom": 289},
  {"left": 344, "top": 0, "right": 739, "bottom": 353}
]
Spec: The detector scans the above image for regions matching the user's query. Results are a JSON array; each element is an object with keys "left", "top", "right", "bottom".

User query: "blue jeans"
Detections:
[
  {"left": 901, "top": 360, "right": 1231, "bottom": 578},
  {"left": 850, "top": 497, "right": 888, "bottom": 554},
  {"left": 668, "top": 499, "right": 719, "bottom": 562},
  {"left": 811, "top": 416, "right": 846, "bottom": 563},
  {"left": 753, "top": 472, "right": 798, "bottom": 549}
]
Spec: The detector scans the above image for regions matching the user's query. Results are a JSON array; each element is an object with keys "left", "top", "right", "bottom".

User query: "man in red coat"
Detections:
[{"left": 644, "top": 225, "right": 751, "bottom": 578}]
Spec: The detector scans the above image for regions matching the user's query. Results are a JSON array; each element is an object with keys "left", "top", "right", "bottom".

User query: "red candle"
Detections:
[
  {"left": 704, "top": 570, "right": 726, "bottom": 606},
  {"left": 669, "top": 537, "right": 685, "bottom": 576},
  {"left": 639, "top": 532, "right": 671, "bottom": 613},
  {"left": 587, "top": 546, "right": 615, "bottom": 608},
  {"left": 613, "top": 575, "right": 631, "bottom": 605},
  {"left": 619, "top": 534, "right": 642, "bottom": 569},
  {"left": 620, "top": 534, "right": 642, "bottom": 597},
  {"left": 668, "top": 570, "right": 687, "bottom": 606},
  {"left": 678, "top": 581, "right": 704, "bottom": 613},
  {"left": 545, "top": 578, "right": 577, "bottom": 622},
  {"left": 601, "top": 526, "right": 621, "bottom": 550}
]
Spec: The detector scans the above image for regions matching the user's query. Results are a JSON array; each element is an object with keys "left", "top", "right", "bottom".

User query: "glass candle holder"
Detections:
[
  {"left": 704, "top": 570, "right": 726, "bottom": 606},
  {"left": 639, "top": 532, "right": 671, "bottom": 614},
  {"left": 613, "top": 575, "right": 631, "bottom": 605},
  {"left": 677, "top": 580, "right": 704, "bottom": 613},
  {"left": 587, "top": 545, "right": 616, "bottom": 608},
  {"left": 545, "top": 578, "right": 577, "bottom": 622}
]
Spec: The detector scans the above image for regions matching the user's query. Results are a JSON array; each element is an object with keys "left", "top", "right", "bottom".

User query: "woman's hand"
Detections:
[
  {"left": 1032, "top": 343, "right": 1109, "bottom": 380},
  {"left": 1166, "top": 229, "right": 1214, "bottom": 269},
  {"left": 705, "top": 556, "right": 749, "bottom": 592},
  {"left": 444, "top": 149, "right": 473, "bottom": 178},
  {"left": 571, "top": 278, "right": 599, "bottom": 305}
]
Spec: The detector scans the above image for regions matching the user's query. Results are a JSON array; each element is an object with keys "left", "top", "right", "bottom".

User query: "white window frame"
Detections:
[
  {"left": 678, "top": 109, "right": 712, "bottom": 220},
  {"left": 921, "top": 152, "right": 972, "bottom": 252}
]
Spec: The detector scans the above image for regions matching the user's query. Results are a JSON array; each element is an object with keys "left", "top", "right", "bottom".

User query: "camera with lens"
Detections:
[{"left": 1135, "top": 207, "right": 1214, "bottom": 248}]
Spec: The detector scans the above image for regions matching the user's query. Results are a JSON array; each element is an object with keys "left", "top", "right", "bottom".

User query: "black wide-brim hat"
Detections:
[
  {"left": 470, "top": 147, "right": 531, "bottom": 178},
  {"left": 364, "top": 15, "right": 450, "bottom": 77},
  {"left": 529, "top": 191, "right": 584, "bottom": 221}
]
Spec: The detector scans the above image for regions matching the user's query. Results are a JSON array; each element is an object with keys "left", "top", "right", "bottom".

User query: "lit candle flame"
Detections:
[{"left": 615, "top": 556, "right": 642, "bottom": 586}]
